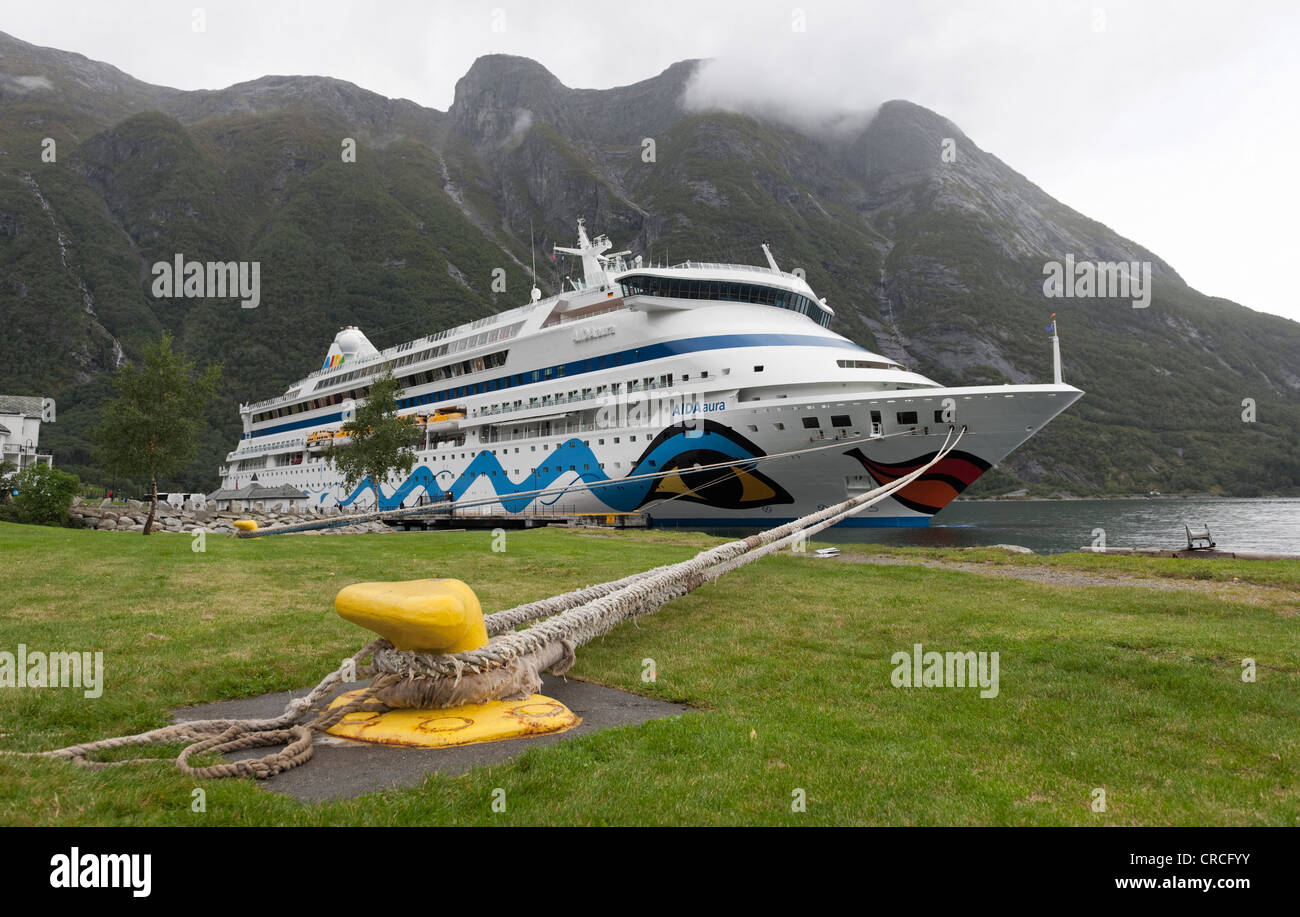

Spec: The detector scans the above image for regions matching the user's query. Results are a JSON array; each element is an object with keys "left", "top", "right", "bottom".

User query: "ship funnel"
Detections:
[{"left": 321, "top": 326, "right": 378, "bottom": 371}]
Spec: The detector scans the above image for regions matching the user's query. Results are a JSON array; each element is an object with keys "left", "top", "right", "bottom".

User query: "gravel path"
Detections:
[{"left": 832, "top": 553, "right": 1297, "bottom": 610}]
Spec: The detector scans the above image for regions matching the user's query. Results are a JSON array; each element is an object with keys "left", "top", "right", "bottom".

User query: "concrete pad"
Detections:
[{"left": 172, "top": 676, "right": 690, "bottom": 803}]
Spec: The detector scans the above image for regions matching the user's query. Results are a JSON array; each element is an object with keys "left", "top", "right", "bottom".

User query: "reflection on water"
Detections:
[{"left": 701, "top": 498, "right": 1300, "bottom": 555}]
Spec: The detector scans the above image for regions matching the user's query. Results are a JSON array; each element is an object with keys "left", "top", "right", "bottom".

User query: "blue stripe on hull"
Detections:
[{"left": 246, "top": 332, "right": 862, "bottom": 439}]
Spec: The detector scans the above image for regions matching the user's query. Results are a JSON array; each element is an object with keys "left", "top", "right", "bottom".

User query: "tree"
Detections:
[
  {"left": 94, "top": 333, "right": 221, "bottom": 534},
  {"left": 324, "top": 368, "right": 422, "bottom": 510},
  {"left": 0, "top": 459, "right": 15, "bottom": 504},
  {"left": 10, "top": 464, "right": 80, "bottom": 526}
]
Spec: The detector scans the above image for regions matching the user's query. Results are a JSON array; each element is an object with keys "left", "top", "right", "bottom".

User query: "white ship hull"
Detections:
[{"left": 219, "top": 224, "right": 1082, "bottom": 527}]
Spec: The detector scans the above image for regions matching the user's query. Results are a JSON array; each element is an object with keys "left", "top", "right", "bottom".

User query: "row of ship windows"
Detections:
[
  {"left": 248, "top": 355, "right": 901, "bottom": 451},
  {"left": 618, "top": 275, "right": 833, "bottom": 328},
  {"left": 312, "top": 322, "right": 526, "bottom": 390},
  {"left": 255, "top": 355, "right": 753, "bottom": 434},
  {"left": 254, "top": 352, "right": 749, "bottom": 429},
  {"left": 255, "top": 344, "right": 892, "bottom": 432},
  {"left": 254, "top": 349, "right": 510, "bottom": 423},
  {"left": 466, "top": 365, "right": 747, "bottom": 417},
  {"left": 261, "top": 351, "right": 894, "bottom": 429},
  {"left": 751, "top": 409, "right": 939, "bottom": 433}
]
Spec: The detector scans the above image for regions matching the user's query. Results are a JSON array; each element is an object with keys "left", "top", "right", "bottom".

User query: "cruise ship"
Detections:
[{"left": 219, "top": 221, "right": 1083, "bottom": 527}]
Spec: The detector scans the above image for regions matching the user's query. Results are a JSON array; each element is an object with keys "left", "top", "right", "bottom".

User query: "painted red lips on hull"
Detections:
[{"left": 844, "top": 447, "right": 992, "bottom": 515}]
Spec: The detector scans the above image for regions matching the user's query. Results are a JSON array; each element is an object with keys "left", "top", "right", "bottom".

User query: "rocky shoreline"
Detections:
[{"left": 69, "top": 499, "right": 389, "bottom": 535}]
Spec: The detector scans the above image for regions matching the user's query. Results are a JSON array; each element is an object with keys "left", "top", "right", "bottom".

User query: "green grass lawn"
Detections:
[{"left": 0, "top": 521, "right": 1296, "bottom": 826}]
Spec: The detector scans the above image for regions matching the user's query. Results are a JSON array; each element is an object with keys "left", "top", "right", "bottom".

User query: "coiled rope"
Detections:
[{"left": 6, "top": 427, "right": 964, "bottom": 778}]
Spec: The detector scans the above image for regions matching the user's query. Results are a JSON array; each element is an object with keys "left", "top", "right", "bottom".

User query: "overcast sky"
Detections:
[{"left": 6, "top": 0, "right": 1298, "bottom": 321}]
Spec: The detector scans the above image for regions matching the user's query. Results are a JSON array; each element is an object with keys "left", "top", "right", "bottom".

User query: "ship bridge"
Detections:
[{"left": 615, "top": 264, "right": 834, "bottom": 327}]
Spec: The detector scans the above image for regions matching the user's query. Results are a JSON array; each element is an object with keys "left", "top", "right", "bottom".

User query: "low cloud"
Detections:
[
  {"left": 683, "top": 56, "right": 878, "bottom": 137},
  {"left": 2, "top": 74, "right": 54, "bottom": 94},
  {"left": 504, "top": 108, "right": 533, "bottom": 147}
]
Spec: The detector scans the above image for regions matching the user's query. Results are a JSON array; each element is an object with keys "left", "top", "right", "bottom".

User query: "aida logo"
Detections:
[{"left": 322, "top": 353, "right": 345, "bottom": 371}]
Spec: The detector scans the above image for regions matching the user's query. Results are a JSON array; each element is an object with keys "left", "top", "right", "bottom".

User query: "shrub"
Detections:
[{"left": 10, "top": 464, "right": 81, "bottom": 526}]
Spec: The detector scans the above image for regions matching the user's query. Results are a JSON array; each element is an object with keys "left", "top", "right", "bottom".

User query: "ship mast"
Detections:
[{"left": 553, "top": 218, "right": 629, "bottom": 291}]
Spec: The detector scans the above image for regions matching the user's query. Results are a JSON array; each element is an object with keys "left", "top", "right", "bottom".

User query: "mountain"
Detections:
[{"left": 1, "top": 31, "right": 1297, "bottom": 497}]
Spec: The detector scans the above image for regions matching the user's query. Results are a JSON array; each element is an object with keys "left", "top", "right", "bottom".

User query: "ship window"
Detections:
[
  {"left": 754, "top": 365, "right": 764, "bottom": 372},
  {"left": 896, "top": 411, "right": 918, "bottom": 425},
  {"left": 831, "top": 415, "right": 851, "bottom": 427},
  {"left": 870, "top": 411, "right": 882, "bottom": 425},
  {"left": 774, "top": 423, "right": 785, "bottom": 431},
  {"left": 746, "top": 425, "right": 757, "bottom": 432},
  {"left": 802, "top": 417, "right": 820, "bottom": 429}
]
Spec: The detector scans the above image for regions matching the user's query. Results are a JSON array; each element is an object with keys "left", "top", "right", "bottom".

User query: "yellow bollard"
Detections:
[
  {"left": 325, "top": 692, "right": 579, "bottom": 748},
  {"left": 233, "top": 519, "right": 259, "bottom": 538},
  {"left": 334, "top": 578, "right": 488, "bottom": 653},
  {"left": 328, "top": 578, "right": 579, "bottom": 748}
]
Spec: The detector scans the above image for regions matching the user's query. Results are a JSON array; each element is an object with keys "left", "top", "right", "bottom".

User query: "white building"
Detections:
[
  {"left": 206, "top": 481, "right": 309, "bottom": 513},
  {"left": 0, "top": 395, "right": 53, "bottom": 474}
]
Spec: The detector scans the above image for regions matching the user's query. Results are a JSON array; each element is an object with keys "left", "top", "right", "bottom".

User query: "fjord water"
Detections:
[{"left": 713, "top": 498, "right": 1300, "bottom": 555}]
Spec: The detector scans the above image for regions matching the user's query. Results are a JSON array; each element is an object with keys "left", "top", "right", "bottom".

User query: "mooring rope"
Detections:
[{"left": 6, "top": 427, "right": 963, "bottom": 778}]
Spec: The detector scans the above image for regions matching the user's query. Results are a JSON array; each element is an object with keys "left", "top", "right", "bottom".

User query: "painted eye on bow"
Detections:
[{"left": 643, "top": 450, "right": 792, "bottom": 510}]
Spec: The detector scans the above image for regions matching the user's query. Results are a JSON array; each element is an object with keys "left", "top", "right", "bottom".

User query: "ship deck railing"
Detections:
[{"left": 467, "top": 380, "right": 680, "bottom": 420}]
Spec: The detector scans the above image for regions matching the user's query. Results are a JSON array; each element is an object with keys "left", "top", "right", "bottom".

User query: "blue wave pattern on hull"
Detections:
[{"left": 336, "top": 429, "right": 765, "bottom": 512}]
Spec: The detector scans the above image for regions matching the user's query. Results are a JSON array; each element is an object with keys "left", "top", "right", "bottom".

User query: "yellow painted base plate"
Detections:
[{"left": 325, "top": 691, "right": 581, "bottom": 749}]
